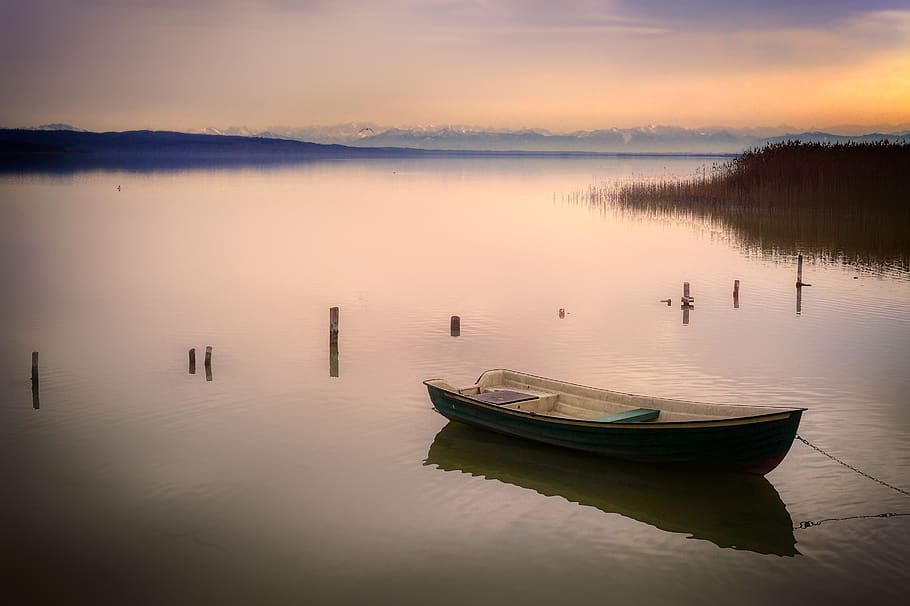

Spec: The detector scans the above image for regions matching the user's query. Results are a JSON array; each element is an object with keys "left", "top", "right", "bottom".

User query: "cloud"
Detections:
[
  {"left": 1, "top": 0, "right": 908, "bottom": 131},
  {"left": 392, "top": 1, "right": 910, "bottom": 34},
  {"left": 450, "top": 1, "right": 910, "bottom": 31}
]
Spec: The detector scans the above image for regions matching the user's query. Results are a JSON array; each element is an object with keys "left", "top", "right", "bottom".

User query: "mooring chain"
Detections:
[{"left": 795, "top": 434, "right": 910, "bottom": 497}]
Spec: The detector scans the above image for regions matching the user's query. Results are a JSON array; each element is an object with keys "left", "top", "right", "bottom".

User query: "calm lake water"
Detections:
[{"left": 2, "top": 157, "right": 909, "bottom": 604}]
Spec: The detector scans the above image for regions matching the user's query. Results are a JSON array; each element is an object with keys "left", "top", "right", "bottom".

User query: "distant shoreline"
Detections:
[{"left": 0, "top": 128, "right": 736, "bottom": 173}]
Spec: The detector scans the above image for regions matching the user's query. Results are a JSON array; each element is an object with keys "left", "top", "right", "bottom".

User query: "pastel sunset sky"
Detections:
[{"left": 2, "top": 0, "right": 909, "bottom": 132}]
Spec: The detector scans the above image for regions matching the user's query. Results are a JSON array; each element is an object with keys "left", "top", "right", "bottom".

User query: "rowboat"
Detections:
[{"left": 423, "top": 369, "right": 805, "bottom": 475}]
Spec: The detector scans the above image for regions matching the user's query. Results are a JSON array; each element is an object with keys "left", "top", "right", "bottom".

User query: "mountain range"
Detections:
[
  {"left": 192, "top": 123, "right": 910, "bottom": 153},
  {"left": 3, "top": 124, "right": 909, "bottom": 163}
]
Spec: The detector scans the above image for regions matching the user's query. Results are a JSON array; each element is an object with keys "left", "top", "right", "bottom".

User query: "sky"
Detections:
[{"left": 1, "top": 0, "right": 909, "bottom": 133}]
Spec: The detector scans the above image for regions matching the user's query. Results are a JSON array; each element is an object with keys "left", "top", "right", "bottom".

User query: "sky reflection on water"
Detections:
[{"left": 1, "top": 157, "right": 909, "bottom": 605}]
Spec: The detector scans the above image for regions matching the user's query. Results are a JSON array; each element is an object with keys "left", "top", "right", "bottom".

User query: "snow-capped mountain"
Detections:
[
  {"left": 204, "top": 123, "right": 910, "bottom": 153},
  {"left": 29, "top": 123, "right": 87, "bottom": 132},
  {"left": 19, "top": 122, "right": 910, "bottom": 153}
]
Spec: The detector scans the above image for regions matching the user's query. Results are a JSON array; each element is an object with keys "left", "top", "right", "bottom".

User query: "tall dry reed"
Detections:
[{"left": 592, "top": 141, "right": 910, "bottom": 270}]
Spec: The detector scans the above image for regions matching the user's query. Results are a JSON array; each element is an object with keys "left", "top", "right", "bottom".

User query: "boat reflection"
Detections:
[{"left": 425, "top": 421, "right": 798, "bottom": 556}]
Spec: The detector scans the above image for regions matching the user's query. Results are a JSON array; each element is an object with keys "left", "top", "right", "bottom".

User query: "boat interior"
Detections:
[{"left": 427, "top": 369, "right": 796, "bottom": 423}]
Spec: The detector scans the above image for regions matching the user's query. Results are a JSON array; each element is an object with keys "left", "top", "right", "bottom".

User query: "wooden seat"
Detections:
[
  {"left": 467, "top": 390, "right": 539, "bottom": 406},
  {"left": 589, "top": 408, "right": 659, "bottom": 423}
]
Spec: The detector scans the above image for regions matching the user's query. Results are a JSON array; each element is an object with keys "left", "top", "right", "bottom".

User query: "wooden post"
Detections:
[
  {"left": 330, "top": 307, "right": 340, "bottom": 377},
  {"left": 188, "top": 348, "right": 196, "bottom": 374},
  {"left": 681, "top": 282, "right": 694, "bottom": 324},
  {"left": 204, "top": 346, "right": 212, "bottom": 382},
  {"left": 796, "top": 255, "right": 812, "bottom": 287},
  {"left": 681, "top": 282, "right": 694, "bottom": 307},
  {"left": 450, "top": 315, "right": 461, "bottom": 337},
  {"left": 796, "top": 284, "right": 802, "bottom": 316},
  {"left": 330, "top": 307, "right": 340, "bottom": 342},
  {"left": 733, "top": 279, "right": 740, "bottom": 309},
  {"left": 31, "top": 352, "right": 40, "bottom": 410}
]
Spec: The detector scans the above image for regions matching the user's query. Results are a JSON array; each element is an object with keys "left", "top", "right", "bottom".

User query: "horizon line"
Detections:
[{"left": 6, "top": 123, "right": 910, "bottom": 139}]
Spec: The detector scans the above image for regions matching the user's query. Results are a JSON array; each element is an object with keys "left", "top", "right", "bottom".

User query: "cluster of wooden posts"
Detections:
[
  {"left": 187, "top": 346, "right": 214, "bottom": 381},
  {"left": 658, "top": 254, "right": 811, "bottom": 324},
  {"left": 319, "top": 255, "right": 813, "bottom": 373},
  {"left": 31, "top": 344, "right": 214, "bottom": 410},
  {"left": 28, "top": 256, "right": 813, "bottom": 393}
]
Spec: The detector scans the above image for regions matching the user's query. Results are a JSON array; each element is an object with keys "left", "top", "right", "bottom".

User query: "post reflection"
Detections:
[
  {"left": 329, "top": 340, "right": 339, "bottom": 378},
  {"left": 32, "top": 380, "right": 40, "bottom": 410},
  {"left": 425, "top": 422, "right": 798, "bottom": 556},
  {"left": 31, "top": 351, "right": 40, "bottom": 410}
]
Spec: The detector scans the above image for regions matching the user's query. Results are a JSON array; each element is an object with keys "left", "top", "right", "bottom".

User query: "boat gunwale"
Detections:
[{"left": 423, "top": 368, "right": 806, "bottom": 429}]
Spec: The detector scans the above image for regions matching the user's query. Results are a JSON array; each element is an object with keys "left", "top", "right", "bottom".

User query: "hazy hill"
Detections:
[
  {"left": 0, "top": 129, "right": 428, "bottom": 171},
  {"left": 0, "top": 129, "right": 389, "bottom": 157}
]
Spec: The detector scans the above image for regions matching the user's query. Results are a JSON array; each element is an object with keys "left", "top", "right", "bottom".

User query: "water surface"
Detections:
[{"left": 2, "top": 157, "right": 909, "bottom": 604}]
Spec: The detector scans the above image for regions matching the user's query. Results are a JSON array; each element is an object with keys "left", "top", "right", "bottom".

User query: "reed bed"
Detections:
[{"left": 590, "top": 142, "right": 910, "bottom": 270}]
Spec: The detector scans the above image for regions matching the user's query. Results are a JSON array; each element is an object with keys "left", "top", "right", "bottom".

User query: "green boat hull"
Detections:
[{"left": 426, "top": 383, "right": 802, "bottom": 475}]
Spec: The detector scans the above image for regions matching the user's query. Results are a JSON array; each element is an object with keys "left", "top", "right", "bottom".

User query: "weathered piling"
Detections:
[
  {"left": 796, "top": 255, "right": 812, "bottom": 287},
  {"left": 330, "top": 307, "right": 340, "bottom": 377},
  {"left": 204, "top": 346, "right": 212, "bottom": 382},
  {"left": 733, "top": 279, "right": 740, "bottom": 309},
  {"left": 188, "top": 348, "right": 196, "bottom": 374},
  {"left": 796, "top": 284, "right": 803, "bottom": 316},
  {"left": 330, "top": 307, "right": 340, "bottom": 342},
  {"left": 681, "top": 282, "right": 694, "bottom": 307},
  {"left": 450, "top": 315, "right": 460, "bottom": 337},
  {"left": 680, "top": 283, "right": 694, "bottom": 325}
]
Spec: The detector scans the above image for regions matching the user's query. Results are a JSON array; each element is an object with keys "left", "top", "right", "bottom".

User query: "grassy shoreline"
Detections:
[{"left": 595, "top": 141, "right": 910, "bottom": 269}]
